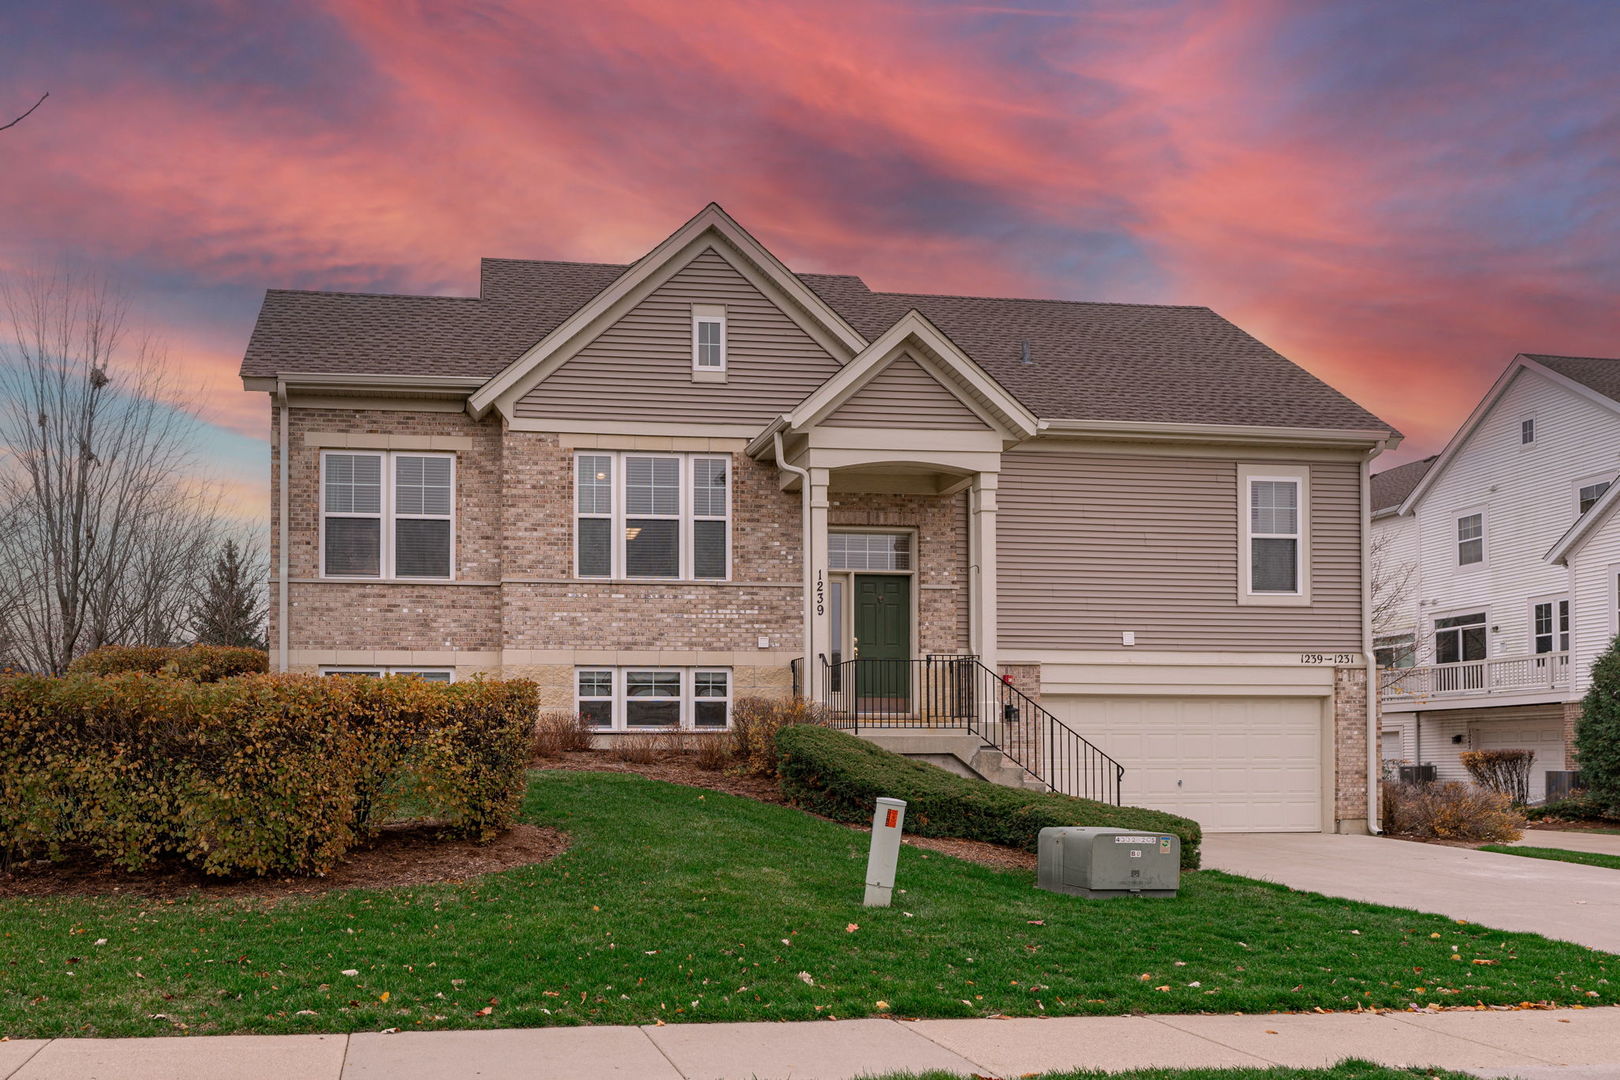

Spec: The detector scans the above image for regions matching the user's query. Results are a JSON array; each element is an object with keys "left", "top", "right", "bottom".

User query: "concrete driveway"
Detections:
[{"left": 1202, "top": 833, "right": 1620, "bottom": 954}]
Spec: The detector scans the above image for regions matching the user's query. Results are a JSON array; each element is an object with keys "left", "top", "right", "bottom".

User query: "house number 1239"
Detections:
[{"left": 815, "top": 570, "right": 825, "bottom": 616}]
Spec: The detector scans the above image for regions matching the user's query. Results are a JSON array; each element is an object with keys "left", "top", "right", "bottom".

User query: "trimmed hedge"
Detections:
[
  {"left": 775, "top": 725, "right": 1201, "bottom": 869},
  {"left": 0, "top": 673, "right": 536, "bottom": 877},
  {"left": 67, "top": 644, "right": 269, "bottom": 681}
]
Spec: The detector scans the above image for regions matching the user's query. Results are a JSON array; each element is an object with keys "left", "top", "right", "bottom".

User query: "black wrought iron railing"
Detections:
[{"left": 815, "top": 654, "right": 1124, "bottom": 804}]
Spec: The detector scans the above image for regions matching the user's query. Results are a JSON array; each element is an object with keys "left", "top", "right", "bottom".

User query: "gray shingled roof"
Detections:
[
  {"left": 242, "top": 257, "right": 1394, "bottom": 432},
  {"left": 1525, "top": 354, "right": 1620, "bottom": 405},
  {"left": 1370, "top": 455, "right": 1437, "bottom": 513}
]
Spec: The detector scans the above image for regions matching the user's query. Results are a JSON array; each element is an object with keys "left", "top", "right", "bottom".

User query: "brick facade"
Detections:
[
  {"left": 272, "top": 406, "right": 968, "bottom": 710},
  {"left": 1332, "top": 665, "right": 1370, "bottom": 830},
  {"left": 1563, "top": 700, "right": 1583, "bottom": 769}
]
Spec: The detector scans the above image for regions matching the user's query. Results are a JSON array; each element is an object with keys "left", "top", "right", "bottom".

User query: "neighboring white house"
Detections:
[{"left": 1373, "top": 353, "right": 1620, "bottom": 801}]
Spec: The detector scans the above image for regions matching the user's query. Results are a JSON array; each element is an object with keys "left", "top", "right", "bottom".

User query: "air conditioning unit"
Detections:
[
  {"left": 1036, "top": 826, "right": 1180, "bottom": 899},
  {"left": 1398, "top": 764, "right": 1437, "bottom": 784},
  {"left": 1544, "top": 771, "right": 1585, "bottom": 803}
]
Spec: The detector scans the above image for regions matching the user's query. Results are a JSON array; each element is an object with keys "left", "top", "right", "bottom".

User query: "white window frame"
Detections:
[
  {"left": 1519, "top": 414, "right": 1537, "bottom": 447},
  {"left": 1612, "top": 565, "right": 1620, "bottom": 640},
  {"left": 1454, "top": 508, "right": 1486, "bottom": 569},
  {"left": 573, "top": 667, "right": 732, "bottom": 731},
  {"left": 1431, "top": 607, "right": 1489, "bottom": 665},
  {"left": 319, "top": 450, "right": 456, "bottom": 581},
  {"left": 1575, "top": 473, "right": 1613, "bottom": 517},
  {"left": 573, "top": 451, "right": 732, "bottom": 582},
  {"left": 692, "top": 304, "right": 726, "bottom": 380},
  {"left": 1237, "top": 464, "right": 1310, "bottom": 606},
  {"left": 1529, "top": 595, "right": 1570, "bottom": 655},
  {"left": 321, "top": 667, "right": 455, "bottom": 681}
]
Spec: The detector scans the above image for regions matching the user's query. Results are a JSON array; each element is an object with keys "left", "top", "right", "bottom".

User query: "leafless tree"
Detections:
[
  {"left": 1370, "top": 527, "right": 1430, "bottom": 697},
  {"left": 0, "top": 270, "right": 227, "bottom": 673},
  {"left": 0, "top": 92, "right": 47, "bottom": 133}
]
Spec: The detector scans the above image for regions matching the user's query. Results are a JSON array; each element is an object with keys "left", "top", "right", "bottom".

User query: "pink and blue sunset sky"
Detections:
[{"left": 4, "top": 0, "right": 1618, "bottom": 520}]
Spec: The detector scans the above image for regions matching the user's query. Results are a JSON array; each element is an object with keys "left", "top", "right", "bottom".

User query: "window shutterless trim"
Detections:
[
  {"left": 1454, "top": 508, "right": 1486, "bottom": 569},
  {"left": 1529, "top": 595, "right": 1570, "bottom": 655},
  {"left": 319, "top": 449, "right": 456, "bottom": 581},
  {"left": 573, "top": 451, "right": 731, "bottom": 582},
  {"left": 574, "top": 666, "right": 732, "bottom": 731},
  {"left": 1236, "top": 463, "right": 1310, "bottom": 606},
  {"left": 692, "top": 304, "right": 726, "bottom": 372},
  {"left": 321, "top": 666, "right": 455, "bottom": 681}
]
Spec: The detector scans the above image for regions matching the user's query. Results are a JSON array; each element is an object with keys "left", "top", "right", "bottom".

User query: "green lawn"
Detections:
[
  {"left": 2, "top": 770, "right": 1616, "bottom": 1038},
  {"left": 870, "top": 1065, "right": 1472, "bottom": 1080},
  {"left": 1480, "top": 844, "right": 1620, "bottom": 870}
]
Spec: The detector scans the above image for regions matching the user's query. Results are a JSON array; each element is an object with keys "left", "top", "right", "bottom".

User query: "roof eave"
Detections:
[{"left": 1037, "top": 417, "right": 1399, "bottom": 449}]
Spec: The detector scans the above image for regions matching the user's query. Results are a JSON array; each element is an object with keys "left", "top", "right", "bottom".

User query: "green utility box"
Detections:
[{"left": 1036, "top": 826, "right": 1180, "bottom": 898}]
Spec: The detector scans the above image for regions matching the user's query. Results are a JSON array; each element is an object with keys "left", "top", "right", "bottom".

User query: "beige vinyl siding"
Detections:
[
  {"left": 822, "top": 353, "right": 991, "bottom": 430},
  {"left": 997, "top": 448, "right": 1363, "bottom": 651},
  {"left": 515, "top": 247, "right": 842, "bottom": 425}
]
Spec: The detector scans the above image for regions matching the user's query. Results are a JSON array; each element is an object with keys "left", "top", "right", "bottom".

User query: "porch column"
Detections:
[
  {"left": 807, "top": 467, "right": 832, "bottom": 699},
  {"left": 970, "top": 471, "right": 999, "bottom": 673}
]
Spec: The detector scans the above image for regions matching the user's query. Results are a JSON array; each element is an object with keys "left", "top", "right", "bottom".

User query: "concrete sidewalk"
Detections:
[
  {"left": 1202, "top": 833, "right": 1620, "bottom": 954},
  {"left": 3, "top": 1009, "right": 1618, "bottom": 1079}
]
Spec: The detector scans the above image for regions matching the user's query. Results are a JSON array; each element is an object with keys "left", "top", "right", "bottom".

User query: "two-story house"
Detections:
[
  {"left": 240, "top": 204, "right": 1399, "bottom": 834},
  {"left": 1374, "top": 354, "right": 1620, "bottom": 800}
]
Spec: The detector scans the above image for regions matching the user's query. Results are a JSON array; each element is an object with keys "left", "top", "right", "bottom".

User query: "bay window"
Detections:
[
  {"left": 321, "top": 451, "right": 454, "bottom": 579},
  {"left": 574, "top": 452, "right": 730, "bottom": 580}
]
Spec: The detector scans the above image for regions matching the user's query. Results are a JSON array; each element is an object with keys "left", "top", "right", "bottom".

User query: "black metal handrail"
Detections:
[{"left": 816, "top": 655, "right": 1124, "bottom": 804}]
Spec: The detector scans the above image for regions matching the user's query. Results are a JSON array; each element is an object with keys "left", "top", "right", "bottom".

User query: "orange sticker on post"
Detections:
[{"left": 885, "top": 808, "right": 899, "bottom": 829}]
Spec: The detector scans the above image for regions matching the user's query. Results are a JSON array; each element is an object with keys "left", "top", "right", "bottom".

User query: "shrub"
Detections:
[
  {"left": 0, "top": 672, "right": 536, "bottom": 876},
  {"left": 67, "top": 644, "right": 268, "bottom": 682},
  {"left": 730, "top": 696, "right": 829, "bottom": 777},
  {"left": 691, "top": 732, "right": 732, "bottom": 772},
  {"left": 609, "top": 731, "right": 680, "bottom": 765},
  {"left": 1577, "top": 634, "right": 1620, "bottom": 809},
  {"left": 775, "top": 724, "right": 1201, "bottom": 869},
  {"left": 532, "top": 711, "right": 593, "bottom": 759},
  {"left": 1461, "top": 748, "right": 1535, "bottom": 805},
  {"left": 1380, "top": 780, "right": 1524, "bottom": 843},
  {"left": 1526, "top": 791, "right": 1620, "bottom": 823}
]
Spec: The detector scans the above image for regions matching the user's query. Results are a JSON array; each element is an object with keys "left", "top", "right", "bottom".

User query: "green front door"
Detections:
[{"left": 854, "top": 574, "right": 911, "bottom": 707}]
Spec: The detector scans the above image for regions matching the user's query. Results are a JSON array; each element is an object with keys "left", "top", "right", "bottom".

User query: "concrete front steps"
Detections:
[{"left": 853, "top": 728, "right": 1049, "bottom": 793}]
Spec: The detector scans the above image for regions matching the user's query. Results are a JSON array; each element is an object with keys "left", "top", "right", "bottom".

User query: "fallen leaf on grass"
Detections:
[
  {"left": 846, "top": 924, "right": 859, "bottom": 933},
  {"left": 473, "top": 1006, "right": 493, "bottom": 1017},
  {"left": 341, "top": 969, "right": 359, "bottom": 977}
]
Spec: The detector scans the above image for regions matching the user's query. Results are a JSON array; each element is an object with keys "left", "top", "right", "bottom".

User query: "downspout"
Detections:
[
  {"left": 277, "top": 381, "right": 290, "bottom": 674},
  {"left": 774, "top": 428, "right": 813, "bottom": 698},
  {"left": 1361, "top": 448, "right": 1380, "bottom": 834}
]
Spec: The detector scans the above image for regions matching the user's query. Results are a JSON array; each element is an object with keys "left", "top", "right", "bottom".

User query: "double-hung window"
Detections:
[
  {"left": 1238, "top": 466, "right": 1308, "bottom": 602},
  {"left": 1532, "top": 598, "right": 1570, "bottom": 654},
  {"left": 1456, "top": 512, "right": 1484, "bottom": 566},
  {"left": 575, "top": 667, "right": 731, "bottom": 730},
  {"left": 574, "top": 452, "right": 730, "bottom": 580},
  {"left": 321, "top": 451, "right": 454, "bottom": 579}
]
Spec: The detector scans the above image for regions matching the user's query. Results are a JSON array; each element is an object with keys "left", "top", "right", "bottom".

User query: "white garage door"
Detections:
[
  {"left": 1469, "top": 714, "right": 1566, "bottom": 803},
  {"left": 1044, "top": 694, "right": 1324, "bottom": 832}
]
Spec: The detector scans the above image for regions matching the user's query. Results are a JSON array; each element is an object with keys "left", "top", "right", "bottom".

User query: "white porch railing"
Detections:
[{"left": 1380, "top": 652, "right": 1569, "bottom": 704}]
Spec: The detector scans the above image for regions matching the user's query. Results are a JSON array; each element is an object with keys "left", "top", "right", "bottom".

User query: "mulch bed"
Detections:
[
  {"left": 1526, "top": 819, "right": 1620, "bottom": 833},
  {"left": 0, "top": 823, "right": 569, "bottom": 902},
  {"left": 541, "top": 750, "right": 1038, "bottom": 871}
]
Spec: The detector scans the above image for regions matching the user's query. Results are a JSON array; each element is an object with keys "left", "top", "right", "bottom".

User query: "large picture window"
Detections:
[
  {"left": 321, "top": 451, "right": 454, "bottom": 579},
  {"left": 574, "top": 452, "right": 730, "bottom": 580},
  {"left": 575, "top": 667, "right": 731, "bottom": 730}
]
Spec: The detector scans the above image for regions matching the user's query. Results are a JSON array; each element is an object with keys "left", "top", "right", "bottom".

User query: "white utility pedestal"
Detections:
[{"left": 863, "top": 797, "right": 907, "bottom": 906}]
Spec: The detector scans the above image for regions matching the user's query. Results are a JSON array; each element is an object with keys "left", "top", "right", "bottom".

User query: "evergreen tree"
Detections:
[
  {"left": 190, "top": 540, "right": 267, "bottom": 649},
  {"left": 1576, "top": 634, "right": 1620, "bottom": 811}
]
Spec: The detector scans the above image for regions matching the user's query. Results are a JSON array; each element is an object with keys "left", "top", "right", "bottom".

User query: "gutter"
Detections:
[
  {"left": 1361, "top": 448, "right": 1381, "bottom": 834},
  {"left": 276, "top": 380, "right": 291, "bottom": 674},
  {"left": 1039, "top": 417, "right": 1401, "bottom": 449},
  {"left": 773, "top": 427, "right": 813, "bottom": 699}
]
